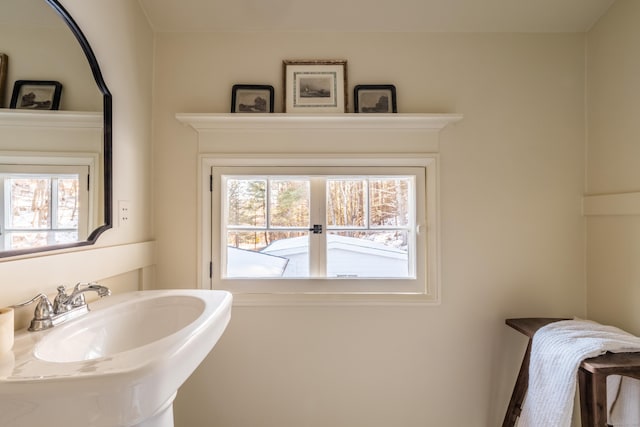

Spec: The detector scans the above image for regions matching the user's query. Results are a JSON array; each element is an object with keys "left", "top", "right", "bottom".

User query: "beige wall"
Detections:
[
  {"left": 0, "top": 0, "right": 154, "bottom": 324},
  {"left": 152, "top": 32, "right": 587, "bottom": 426},
  {"left": 586, "top": 0, "right": 640, "bottom": 334},
  {"left": 7, "top": 1, "right": 633, "bottom": 425},
  {"left": 0, "top": 25, "right": 100, "bottom": 110}
]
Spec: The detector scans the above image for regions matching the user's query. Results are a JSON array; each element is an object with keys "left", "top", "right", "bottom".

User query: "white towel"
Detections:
[{"left": 518, "top": 319, "right": 640, "bottom": 427}]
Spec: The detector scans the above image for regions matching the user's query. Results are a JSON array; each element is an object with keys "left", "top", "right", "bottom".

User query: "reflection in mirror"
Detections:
[{"left": 0, "top": 0, "right": 112, "bottom": 257}]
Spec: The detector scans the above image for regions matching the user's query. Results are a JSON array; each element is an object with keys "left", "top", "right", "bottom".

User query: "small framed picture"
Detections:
[
  {"left": 231, "top": 84, "right": 274, "bottom": 113},
  {"left": 10, "top": 80, "right": 63, "bottom": 110},
  {"left": 0, "top": 54, "right": 8, "bottom": 107},
  {"left": 283, "top": 59, "right": 347, "bottom": 113},
  {"left": 354, "top": 85, "right": 397, "bottom": 113}
]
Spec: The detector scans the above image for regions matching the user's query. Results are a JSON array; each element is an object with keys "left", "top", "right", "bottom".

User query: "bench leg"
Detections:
[
  {"left": 578, "top": 368, "right": 609, "bottom": 427},
  {"left": 503, "top": 340, "right": 532, "bottom": 427}
]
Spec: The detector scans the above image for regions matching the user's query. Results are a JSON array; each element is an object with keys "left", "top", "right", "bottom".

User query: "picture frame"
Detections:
[
  {"left": 231, "top": 84, "right": 274, "bottom": 113},
  {"left": 283, "top": 59, "right": 347, "bottom": 113},
  {"left": 354, "top": 85, "right": 397, "bottom": 113},
  {"left": 0, "top": 54, "right": 7, "bottom": 108},
  {"left": 10, "top": 80, "right": 63, "bottom": 110}
]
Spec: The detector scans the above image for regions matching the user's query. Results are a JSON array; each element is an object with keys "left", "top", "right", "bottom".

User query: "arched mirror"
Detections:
[{"left": 0, "top": 0, "right": 112, "bottom": 257}]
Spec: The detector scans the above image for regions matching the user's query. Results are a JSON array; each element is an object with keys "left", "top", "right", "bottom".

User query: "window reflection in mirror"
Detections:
[{"left": 0, "top": 164, "right": 92, "bottom": 251}]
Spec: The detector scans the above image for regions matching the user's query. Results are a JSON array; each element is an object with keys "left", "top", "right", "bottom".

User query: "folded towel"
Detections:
[{"left": 518, "top": 319, "right": 640, "bottom": 427}]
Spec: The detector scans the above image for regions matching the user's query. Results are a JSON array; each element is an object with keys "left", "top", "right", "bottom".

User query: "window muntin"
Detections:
[{"left": 214, "top": 165, "right": 430, "bottom": 294}]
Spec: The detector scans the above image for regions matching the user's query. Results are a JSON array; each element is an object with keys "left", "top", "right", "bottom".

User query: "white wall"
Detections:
[
  {"left": 0, "top": 0, "right": 154, "bottom": 326},
  {"left": 152, "top": 32, "right": 587, "bottom": 426},
  {"left": 586, "top": 0, "right": 640, "bottom": 334}
]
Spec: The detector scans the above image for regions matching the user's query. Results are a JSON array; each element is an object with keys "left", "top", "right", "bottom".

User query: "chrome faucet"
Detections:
[
  {"left": 53, "top": 282, "right": 111, "bottom": 314},
  {"left": 13, "top": 282, "right": 111, "bottom": 332}
]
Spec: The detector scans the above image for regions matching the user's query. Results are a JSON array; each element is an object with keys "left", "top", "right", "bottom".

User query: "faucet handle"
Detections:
[
  {"left": 12, "top": 293, "right": 52, "bottom": 312},
  {"left": 53, "top": 285, "right": 77, "bottom": 314},
  {"left": 12, "top": 293, "right": 54, "bottom": 331}
]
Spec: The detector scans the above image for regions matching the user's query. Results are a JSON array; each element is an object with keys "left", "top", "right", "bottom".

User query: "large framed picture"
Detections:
[
  {"left": 231, "top": 84, "right": 274, "bottom": 113},
  {"left": 354, "top": 84, "right": 397, "bottom": 113},
  {"left": 10, "top": 80, "right": 63, "bottom": 110},
  {"left": 283, "top": 59, "right": 347, "bottom": 113}
]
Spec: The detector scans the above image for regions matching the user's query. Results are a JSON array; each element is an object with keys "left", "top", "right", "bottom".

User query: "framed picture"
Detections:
[
  {"left": 10, "top": 80, "right": 63, "bottom": 110},
  {"left": 231, "top": 84, "right": 274, "bottom": 113},
  {"left": 0, "top": 54, "right": 7, "bottom": 108},
  {"left": 354, "top": 85, "right": 397, "bottom": 113},
  {"left": 283, "top": 59, "right": 347, "bottom": 113}
]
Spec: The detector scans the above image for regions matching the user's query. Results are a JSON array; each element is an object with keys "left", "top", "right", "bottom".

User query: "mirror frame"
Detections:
[{"left": 1, "top": 0, "right": 112, "bottom": 258}]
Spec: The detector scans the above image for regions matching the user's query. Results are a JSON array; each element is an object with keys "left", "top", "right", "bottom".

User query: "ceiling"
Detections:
[{"left": 138, "top": 0, "right": 615, "bottom": 33}]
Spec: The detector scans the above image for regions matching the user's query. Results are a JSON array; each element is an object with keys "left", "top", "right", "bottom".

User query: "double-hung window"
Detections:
[{"left": 207, "top": 157, "right": 439, "bottom": 299}]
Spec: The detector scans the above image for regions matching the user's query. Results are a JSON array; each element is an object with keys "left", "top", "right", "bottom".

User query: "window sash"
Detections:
[
  {"left": 211, "top": 164, "right": 430, "bottom": 294},
  {"left": 222, "top": 174, "right": 415, "bottom": 280}
]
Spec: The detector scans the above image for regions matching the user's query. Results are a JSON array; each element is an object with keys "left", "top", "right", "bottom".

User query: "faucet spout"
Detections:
[{"left": 69, "top": 282, "right": 112, "bottom": 300}]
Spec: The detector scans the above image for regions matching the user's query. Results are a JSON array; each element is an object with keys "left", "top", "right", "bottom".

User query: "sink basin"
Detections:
[
  {"left": 0, "top": 289, "right": 232, "bottom": 427},
  {"left": 35, "top": 294, "right": 207, "bottom": 363}
]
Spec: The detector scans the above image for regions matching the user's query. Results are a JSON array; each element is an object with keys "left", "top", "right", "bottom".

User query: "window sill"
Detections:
[{"left": 225, "top": 291, "right": 441, "bottom": 306}]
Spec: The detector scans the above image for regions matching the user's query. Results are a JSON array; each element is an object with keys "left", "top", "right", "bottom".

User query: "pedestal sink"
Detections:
[{"left": 0, "top": 289, "right": 232, "bottom": 427}]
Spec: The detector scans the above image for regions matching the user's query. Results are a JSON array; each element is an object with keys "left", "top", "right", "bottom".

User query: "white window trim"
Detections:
[
  {"left": 178, "top": 112, "right": 463, "bottom": 305},
  {"left": 200, "top": 154, "right": 441, "bottom": 305}
]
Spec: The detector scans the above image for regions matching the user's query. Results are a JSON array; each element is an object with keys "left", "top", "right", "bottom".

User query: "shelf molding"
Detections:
[
  {"left": 0, "top": 109, "right": 102, "bottom": 128},
  {"left": 583, "top": 192, "right": 640, "bottom": 216},
  {"left": 176, "top": 113, "right": 463, "bottom": 155},
  {"left": 176, "top": 113, "right": 463, "bottom": 131}
]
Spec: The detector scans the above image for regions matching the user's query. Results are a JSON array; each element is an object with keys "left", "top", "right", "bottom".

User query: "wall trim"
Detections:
[
  {"left": 176, "top": 113, "right": 463, "bottom": 131},
  {"left": 176, "top": 113, "right": 463, "bottom": 304},
  {"left": 583, "top": 192, "right": 640, "bottom": 216},
  {"left": 0, "top": 109, "right": 102, "bottom": 128},
  {"left": 0, "top": 241, "right": 155, "bottom": 306},
  {"left": 176, "top": 113, "right": 463, "bottom": 155}
]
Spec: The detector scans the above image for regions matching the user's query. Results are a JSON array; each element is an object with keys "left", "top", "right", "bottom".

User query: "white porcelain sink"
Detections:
[
  {"left": 35, "top": 293, "right": 209, "bottom": 363},
  {"left": 0, "top": 289, "right": 232, "bottom": 427}
]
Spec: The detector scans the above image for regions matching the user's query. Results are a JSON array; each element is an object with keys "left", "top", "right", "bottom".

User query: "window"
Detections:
[
  {"left": 0, "top": 164, "right": 90, "bottom": 251},
  {"left": 206, "top": 157, "right": 439, "bottom": 299}
]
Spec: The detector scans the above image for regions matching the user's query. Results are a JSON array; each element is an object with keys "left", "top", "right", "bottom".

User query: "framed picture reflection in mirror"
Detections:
[{"left": 10, "top": 80, "right": 63, "bottom": 110}]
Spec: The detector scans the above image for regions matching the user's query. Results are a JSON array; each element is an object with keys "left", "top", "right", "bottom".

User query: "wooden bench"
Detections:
[{"left": 503, "top": 318, "right": 640, "bottom": 427}]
